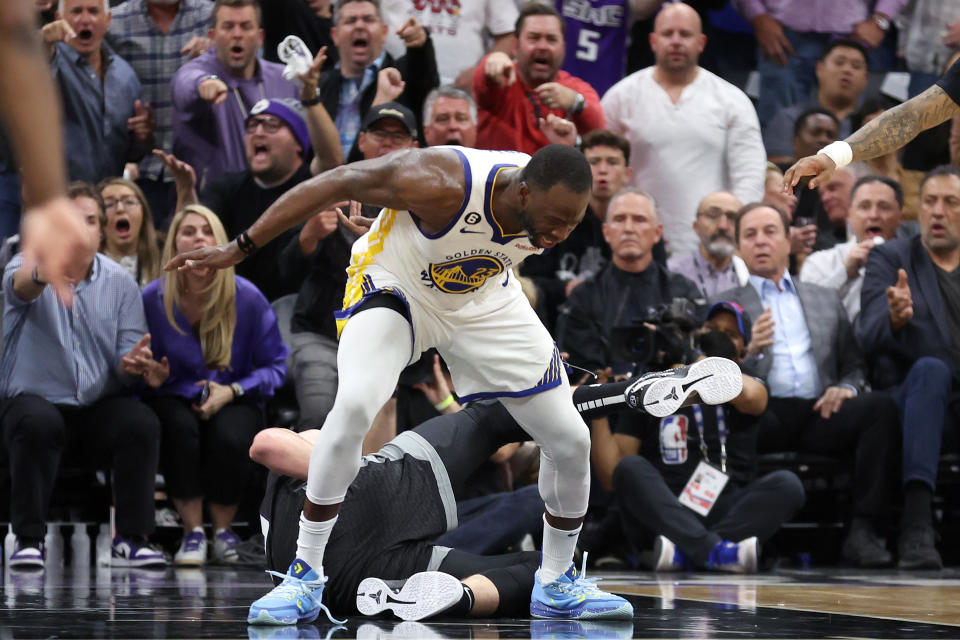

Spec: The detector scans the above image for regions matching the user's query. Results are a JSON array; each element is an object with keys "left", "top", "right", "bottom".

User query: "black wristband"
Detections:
[
  {"left": 31, "top": 265, "right": 46, "bottom": 287},
  {"left": 301, "top": 94, "right": 322, "bottom": 107},
  {"left": 236, "top": 231, "right": 258, "bottom": 256}
]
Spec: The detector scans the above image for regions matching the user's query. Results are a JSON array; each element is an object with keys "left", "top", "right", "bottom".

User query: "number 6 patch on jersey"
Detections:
[{"left": 659, "top": 414, "right": 688, "bottom": 465}]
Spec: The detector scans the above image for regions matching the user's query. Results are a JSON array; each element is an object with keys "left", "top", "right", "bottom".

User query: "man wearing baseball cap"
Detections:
[
  {"left": 702, "top": 301, "right": 753, "bottom": 360},
  {"left": 588, "top": 301, "right": 805, "bottom": 573},
  {"left": 201, "top": 97, "right": 318, "bottom": 300},
  {"left": 357, "top": 101, "right": 419, "bottom": 159}
]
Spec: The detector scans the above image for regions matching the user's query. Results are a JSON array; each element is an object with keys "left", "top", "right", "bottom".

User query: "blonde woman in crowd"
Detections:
[{"left": 132, "top": 205, "right": 287, "bottom": 566}]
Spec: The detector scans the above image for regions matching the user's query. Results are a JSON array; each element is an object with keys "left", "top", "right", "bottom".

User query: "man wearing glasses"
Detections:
[
  {"left": 356, "top": 102, "right": 418, "bottom": 159},
  {"left": 667, "top": 192, "right": 750, "bottom": 298},
  {"left": 158, "top": 97, "right": 318, "bottom": 301}
]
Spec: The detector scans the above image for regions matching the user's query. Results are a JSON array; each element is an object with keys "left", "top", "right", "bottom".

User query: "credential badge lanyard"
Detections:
[
  {"left": 691, "top": 404, "right": 727, "bottom": 473},
  {"left": 233, "top": 82, "right": 268, "bottom": 119}
]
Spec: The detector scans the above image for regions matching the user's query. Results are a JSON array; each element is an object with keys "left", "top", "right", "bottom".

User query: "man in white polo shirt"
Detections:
[{"left": 601, "top": 2, "right": 765, "bottom": 257}]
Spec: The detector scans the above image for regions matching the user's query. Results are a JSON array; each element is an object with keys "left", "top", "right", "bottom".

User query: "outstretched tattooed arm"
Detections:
[
  {"left": 784, "top": 85, "right": 960, "bottom": 189},
  {"left": 846, "top": 84, "right": 959, "bottom": 161}
]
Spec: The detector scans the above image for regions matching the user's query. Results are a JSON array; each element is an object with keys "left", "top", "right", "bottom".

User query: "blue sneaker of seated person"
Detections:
[
  {"left": 706, "top": 537, "right": 759, "bottom": 573},
  {"left": 530, "top": 557, "right": 633, "bottom": 620},
  {"left": 247, "top": 558, "right": 345, "bottom": 626}
]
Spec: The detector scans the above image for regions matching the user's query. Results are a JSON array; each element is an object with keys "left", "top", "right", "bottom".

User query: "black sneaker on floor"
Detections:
[
  {"left": 841, "top": 523, "right": 892, "bottom": 568},
  {"left": 897, "top": 525, "right": 942, "bottom": 570},
  {"left": 624, "top": 357, "right": 743, "bottom": 418}
]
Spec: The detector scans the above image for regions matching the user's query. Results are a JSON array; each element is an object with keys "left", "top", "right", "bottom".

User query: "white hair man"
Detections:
[
  {"left": 422, "top": 86, "right": 477, "bottom": 148},
  {"left": 43, "top": 0, "right": 154, "bottom": 184}
]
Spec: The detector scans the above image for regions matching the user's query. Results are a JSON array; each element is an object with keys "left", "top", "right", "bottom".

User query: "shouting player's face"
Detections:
[{"left": 517, "top": 182, "right": 589, "bottom": 249}]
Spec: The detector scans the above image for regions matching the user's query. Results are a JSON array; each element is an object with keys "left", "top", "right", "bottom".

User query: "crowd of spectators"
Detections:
[{"left": 1, "top": 0, "right": 959, "bottom": 575}]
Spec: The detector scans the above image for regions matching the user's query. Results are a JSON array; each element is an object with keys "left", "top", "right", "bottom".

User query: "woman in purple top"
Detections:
[{"left": 137, "top": 204, "right": 287, "bottom": 566}]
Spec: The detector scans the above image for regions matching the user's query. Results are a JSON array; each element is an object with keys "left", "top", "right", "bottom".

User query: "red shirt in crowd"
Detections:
[{"left": 473, "top": 55, "right": 605, "bottom": 155}]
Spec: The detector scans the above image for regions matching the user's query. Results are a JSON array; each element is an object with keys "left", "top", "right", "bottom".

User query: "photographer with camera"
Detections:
[
  {"left": 557, "top": 188, "right": 703, "bottom": 378},
  {"left": 589, "top": 302, "right": 805, "bottom": 573}
]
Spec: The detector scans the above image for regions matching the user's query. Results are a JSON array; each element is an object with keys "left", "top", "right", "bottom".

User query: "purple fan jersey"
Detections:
[{"left": 556, "top": 0, "right": 629, "bottom": 98}]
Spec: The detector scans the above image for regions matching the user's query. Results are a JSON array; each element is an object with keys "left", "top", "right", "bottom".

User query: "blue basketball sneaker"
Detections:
[
  {"left": 705, "top": 537, "right": 759, "bottom": 573},
  {"left": 247, "top": 558, "right": 345, "bottom": 626},
  {"left": 530, "top": 557, "right": 633, "bottom": 620}
]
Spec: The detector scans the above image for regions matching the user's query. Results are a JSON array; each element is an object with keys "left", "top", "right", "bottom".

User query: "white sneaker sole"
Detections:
[
  {"left": 356, "top": 571, "right": 462, "bottom": 621},
  {"left": 174, "top": 554, "right": 205, "bottom": 567},
  {"left": 640, "top": 357, "right": 743, "bottom": 418},
  {"left": 111, "top": 556, "right": 167, "bottom": 568},
  {"left": 8, "top": 557, "right": 44, "bottom": 570}
]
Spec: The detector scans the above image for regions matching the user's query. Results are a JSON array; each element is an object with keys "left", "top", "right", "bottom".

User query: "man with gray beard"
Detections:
[{"left": 668, "top": 192, "right": 749, "bottom": 298}]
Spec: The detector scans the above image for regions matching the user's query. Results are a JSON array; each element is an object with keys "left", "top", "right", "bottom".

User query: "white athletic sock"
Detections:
[
  {"left": 295, "top": 513, "right": 337, "bottom": 576},
  {"left": 539, "top": 514, "right": 581, "bottom": 584}
]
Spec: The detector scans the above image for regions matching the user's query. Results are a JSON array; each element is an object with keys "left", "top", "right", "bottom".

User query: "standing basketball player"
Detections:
[{"left": 168, "top": 144, "right": 738, "bottom": 625}]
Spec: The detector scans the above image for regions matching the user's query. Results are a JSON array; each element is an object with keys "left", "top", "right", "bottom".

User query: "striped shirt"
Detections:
[
  {"left": 107, "top": 0, "right": 214, "bottom": 181},
  {"left": 0, "top": 254, "right": 147, "bottom": 406}
]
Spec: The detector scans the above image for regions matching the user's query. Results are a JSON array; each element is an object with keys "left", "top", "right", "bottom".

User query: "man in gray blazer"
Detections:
[{"left": 713, "top": 203, "right": 901, "bottom": 568}]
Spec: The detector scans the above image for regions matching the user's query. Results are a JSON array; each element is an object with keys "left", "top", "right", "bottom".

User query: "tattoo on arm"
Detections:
[{"left": 848, "top": 85, "right": 960, "bottom": 162}]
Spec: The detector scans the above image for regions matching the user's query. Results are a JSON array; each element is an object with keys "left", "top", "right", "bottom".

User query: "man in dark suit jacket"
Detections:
[
  {"left": 319, "top": 0, "right": 439, "bottom": 163},
  {"left": 858, "top": 165, "right": 960, "bottom": 571},
  {"left": 557, "top": 188, "right": 702, "bottom": 377},
  {"left": 714, "top": 203, "right": 902, "bottom": 568}
]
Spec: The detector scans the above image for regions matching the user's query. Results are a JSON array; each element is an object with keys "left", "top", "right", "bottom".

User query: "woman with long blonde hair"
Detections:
[
  {"left": 134, "top": 205, "right": 287, "bottom": 566},
  {"left": 98, "top": 178, "right": 161, "bottom": 288}
]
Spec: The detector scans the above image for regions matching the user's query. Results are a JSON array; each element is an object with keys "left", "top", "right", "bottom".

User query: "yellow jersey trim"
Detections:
[{"left": 335, "top": 208, "right": 399, "bottom": 337}]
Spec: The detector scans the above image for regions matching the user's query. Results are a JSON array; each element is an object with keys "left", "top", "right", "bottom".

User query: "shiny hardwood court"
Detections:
[{"left": 2, "top": 563, "right": 959, "bottom": 638}]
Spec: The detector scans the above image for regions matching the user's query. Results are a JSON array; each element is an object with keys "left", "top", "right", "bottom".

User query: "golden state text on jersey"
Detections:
[
  {"left": 423, "top": 249, "right": 513, "bottom": 294},
  {"left": 340, "top": 147, "right": 545, "bottom": 315}
]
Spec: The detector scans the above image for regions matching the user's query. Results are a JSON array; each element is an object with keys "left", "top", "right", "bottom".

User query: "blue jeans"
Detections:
[
  {"left": 756, "top": 28, "right": 897, "bottom": 127},
  {"left": 890, "top": 357, "right": 954, "bottom": 489},
  {"left": 0, "top": 168, "right": 21, "bottom": 240},
  {"left": 433, "top": 484, "right": 544, "bottom": 555},
  {"left": 757, "top": 28, "right": 831, "bottom": 127}
]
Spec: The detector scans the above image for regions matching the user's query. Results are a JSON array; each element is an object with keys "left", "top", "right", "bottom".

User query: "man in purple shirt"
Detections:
[
  {"left": 171, "top": 0, "right": 297, "bottom": 190},
  {"left": 731, "top": 0, "right": 906, "bottom": 126}
]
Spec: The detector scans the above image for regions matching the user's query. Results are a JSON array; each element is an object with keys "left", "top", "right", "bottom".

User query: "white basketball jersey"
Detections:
[{"left": 341, "top": 147, "right": 544, "bottom": 314}]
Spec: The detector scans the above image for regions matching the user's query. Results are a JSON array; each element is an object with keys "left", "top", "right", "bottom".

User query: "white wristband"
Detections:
[{"left": 818, "top": 141, "right": 853, "bottom": 169}]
